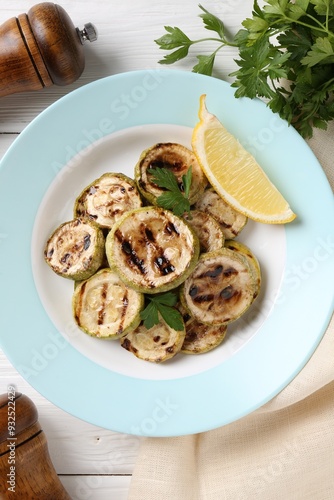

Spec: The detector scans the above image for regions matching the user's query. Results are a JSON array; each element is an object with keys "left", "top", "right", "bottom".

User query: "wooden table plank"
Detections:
[{"left": 59, "top": 475, "right": 132, "bottom": 500}]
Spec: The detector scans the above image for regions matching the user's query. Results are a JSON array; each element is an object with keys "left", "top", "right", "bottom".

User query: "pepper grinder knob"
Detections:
[
  {"left": 78, "top": 22, "right": 98, "bottom": 44},
  {"left": 0, "top": 2, "right": 98, "bottom": 98}
]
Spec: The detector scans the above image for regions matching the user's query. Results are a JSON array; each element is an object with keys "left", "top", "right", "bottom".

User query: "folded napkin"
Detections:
[{"left": 128, "top": 123, "right": 334, "bottom": 500}]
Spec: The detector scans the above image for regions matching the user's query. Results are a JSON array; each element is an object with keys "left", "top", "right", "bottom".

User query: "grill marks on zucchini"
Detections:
[
  {"left": 72, "top": 268, "right": 143, "bottom": 339},
  {"left": 44, "top": 218, "right": 105, "bottom": 280},
  {"left": 106, "top": 207, "right": 200, "bottom": 293},
  {"left": 115, "top": 229, "right": 147, "bottom": 276},
  {"left": 144, "top": 221, "right": 177, "bottom": 276},
  {"left": 225, "top": 240, "right": 262, "bottom": 300},
  {"left": 189, "top": 264, "right": 240, "bottom": 307},
  {"left": 179, "top": 304, "right": 227, "bottom": 354},
  {"left": 183, "top": 210, "right": 225, "bottom": 253},
  {"left": 97, "top": 281, "right": 121, "bottom": 327},
  {"left": 181, "top": 248, "right": 257, "bottom": 326},
  {"left": 74, "top": 173, "right": 142, "bottom": 229},
  {"left": 195, "top": 188, "right": 247, "bottom": 239},
  {"left": 120, "top": 317, "right": 186, "bottom": 363},
  {"left": 115, "top": 222, "right": 178, "bottom": 278}
]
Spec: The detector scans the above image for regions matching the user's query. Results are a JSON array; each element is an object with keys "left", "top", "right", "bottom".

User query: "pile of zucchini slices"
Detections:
[{"left": 44, "top": 142, "right": 261, "bottom": 363}]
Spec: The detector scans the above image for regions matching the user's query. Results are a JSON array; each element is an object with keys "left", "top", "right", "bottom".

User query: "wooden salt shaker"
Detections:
[
  {"left": 0, "top": 391, "right": 71, "bottom": 499},
  {"left": 0, "top": 2, "right": 97, "bottom": 97}
]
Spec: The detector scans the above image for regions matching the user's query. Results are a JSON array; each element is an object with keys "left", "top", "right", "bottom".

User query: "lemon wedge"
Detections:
[{"left": 191, "top": 95, "right": 296, "bottom": 224}]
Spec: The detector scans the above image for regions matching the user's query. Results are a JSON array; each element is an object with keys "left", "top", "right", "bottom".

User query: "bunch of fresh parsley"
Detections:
[{"left": 155, "top": 0, "right": 334, "bottom": 139}]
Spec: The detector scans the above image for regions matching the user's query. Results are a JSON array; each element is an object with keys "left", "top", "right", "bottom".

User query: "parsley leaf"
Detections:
[
  {"left": 198, "top": 4, "right": 226, "bottom": 38},
  {"left": 140, "top": 300, "right": 159, "bottom": 329},
  {"left": 301, "top": 37, "right": 334, "bottom": 66},
  {"left": 140, "top": 292, "right": 184, "bottom": 331},
  {"left": 193, "top": 53, "right": 216, "bottom": 75},
  {"left": 311, "top": 0, "right": 334, "bottom": 16},
  {"left": 231, "top": 36, "right": 283, "bottom": 99},
  {"left": 156, "top": 26, "right": 192, "bottom": 50},
  {"left": 183, "top": 167, "right": 192, "bottom": 199},
  {"left": 155, "top": 27, "right": 193, "bottom": 64},
  {"left": 150, "top": 166, "right": 192, "bottom": 216}
]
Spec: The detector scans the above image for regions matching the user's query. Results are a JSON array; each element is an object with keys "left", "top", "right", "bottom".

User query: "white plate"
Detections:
[{"left": 0, "top": 70, "right": 333, "bottom": 436}]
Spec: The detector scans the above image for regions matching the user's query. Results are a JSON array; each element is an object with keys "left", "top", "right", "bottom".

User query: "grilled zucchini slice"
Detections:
[
  {"left": 121, "top": 317, "right": 186, "bottom": 363},
  {"left": 225, "top": 240, "right": 261, "bottom": 299},
  {"left": 181, "top": 247, "right": 257, "bottom": 325},
  {"left": 74, "top": 172, "right": 142, "bottom": 229},
  {"left": 135, "top": 142, "right": 207, "bottom": 205},
  {"left": 44, "top": 218, "right": 105, "bottom": 280},
  {"left": 106, "top": 206, "right": 200, "bottom": 294},
  {"left": 183, "top": 210, "right": 225, "bottom": 253},
  {"left": 72, "top": 268, "right": 144, "bottom": 339},
  {"left": 178, "top": 305, "right": 227, "bottom": 354},
  {"left": 195, "top": 188, "right": 247, "bottom": 239}
]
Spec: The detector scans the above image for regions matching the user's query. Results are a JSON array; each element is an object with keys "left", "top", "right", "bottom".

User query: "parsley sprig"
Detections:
[
  {"left": 140, "top": 291, "right": 184, "bottom": 331},
  {"left": 155, "top": 0, "right": 334, "bottom": 138},
  {"left": 155, "top": 4, "right": 237, "bottom": 75},
  {"left": 150, "top": 166, "right": 192, "bottom": 216}
]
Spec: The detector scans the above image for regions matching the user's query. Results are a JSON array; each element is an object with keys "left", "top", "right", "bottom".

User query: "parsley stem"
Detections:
[
  {"left": 302, "top": 103, "right": 319, "bottom": 122},
  {"left": 321, "top": 76, "right": 334, "bottom": 92},
  {"left": 206, "top": 42, "right": 231, "bottom": 60},
  {"left": 285, "top": 14, "right": 331, "bottom": 37},
  {"left": 304, "top": 12, "right": 331, "bottom": 35},
  {"left": 266, "top": 13, "right": 331, "bottom": 37},
  {"left": 191, "top": 37, "right": 237, "bottom": 48}
]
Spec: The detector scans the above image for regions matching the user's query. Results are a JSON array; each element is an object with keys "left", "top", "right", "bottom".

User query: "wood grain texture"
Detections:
[
  {"left": 59, "top": 474, "right": 132, "bottom": 500},
  {"left": 0, "top": 1, "right": 254, "bottom": 497},
  {"left": 0, "top": 16, "right": 45, "bottom": 97}
]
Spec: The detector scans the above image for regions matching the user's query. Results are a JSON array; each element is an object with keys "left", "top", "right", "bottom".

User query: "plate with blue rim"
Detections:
[{"left": 0, "top": 69, "right": 333, "bottom": 436}]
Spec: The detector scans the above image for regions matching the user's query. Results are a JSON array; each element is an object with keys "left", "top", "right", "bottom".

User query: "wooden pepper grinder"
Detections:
[
  {"left": 0, "top": 2, "right": 97, "bottom": 97},
  {"left": 0, "top": 391, "right": 71, "bottom": 499}
]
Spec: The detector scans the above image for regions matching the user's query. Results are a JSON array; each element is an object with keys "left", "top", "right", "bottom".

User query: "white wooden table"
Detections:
[{"left": 0, "top": 1, "right": 252, "bottom": 498}]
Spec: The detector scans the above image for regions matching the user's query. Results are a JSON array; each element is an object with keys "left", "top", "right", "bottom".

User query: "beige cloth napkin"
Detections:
[{"left": 128, "top": 123, "right": 334, "bottom": 500}]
